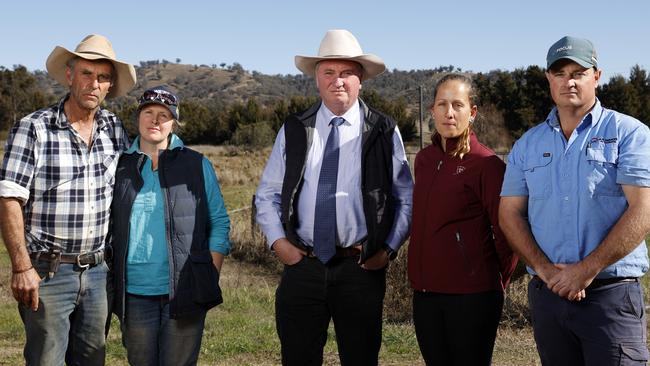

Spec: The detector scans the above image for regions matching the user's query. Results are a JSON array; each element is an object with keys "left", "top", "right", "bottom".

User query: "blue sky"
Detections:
[{"left": 2, "top": 0, "right": 648, "bottom": 83}]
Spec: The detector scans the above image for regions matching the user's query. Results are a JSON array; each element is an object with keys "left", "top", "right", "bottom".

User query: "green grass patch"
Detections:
[
  {"left": 0, "top": 302, "right": 24, "bottom": 339},
  {"left": 105, "top": 317, "right": 128, "bottom": 365},
  {"left": 380, "top": 322, "right": 421, "bottom": 363},
  {"left": 221, "top": 184, "right": 256, "bottom": 212}
]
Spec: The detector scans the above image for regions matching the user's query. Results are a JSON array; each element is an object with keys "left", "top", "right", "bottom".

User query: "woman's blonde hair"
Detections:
[{"left": 431, "top": 73, "right": 478, "bottom": 159}]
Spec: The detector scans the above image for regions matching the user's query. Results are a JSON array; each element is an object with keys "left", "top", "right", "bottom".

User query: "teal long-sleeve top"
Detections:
[{"left": 125, "top": 134, "right": 231, "bottom": 295}]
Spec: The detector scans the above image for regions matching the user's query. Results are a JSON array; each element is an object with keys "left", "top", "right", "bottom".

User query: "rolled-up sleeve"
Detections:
[
  {"left": 0, "top": 117, "right": 38, "bottom": 203},
  {"left": 500, "top": 138, "right": 529, "bottom": 197},
  {"left": 617, "top": 123, "right": 650, "bottom": 187},
  {"left": 254, "top": 126, "right": 288, "bottom": 248}
]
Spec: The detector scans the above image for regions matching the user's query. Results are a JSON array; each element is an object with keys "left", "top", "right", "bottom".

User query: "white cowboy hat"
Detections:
[
  {"left": 295, "top": 29, "right": 386, "bottom": 80},
  {"left": 46, "top": 34, "right": 136, "bottom": 98}
]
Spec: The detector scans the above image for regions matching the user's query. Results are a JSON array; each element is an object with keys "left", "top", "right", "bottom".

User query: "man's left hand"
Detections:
[{"left": 361, "top": 249, "right": 390, "bottom": 270}]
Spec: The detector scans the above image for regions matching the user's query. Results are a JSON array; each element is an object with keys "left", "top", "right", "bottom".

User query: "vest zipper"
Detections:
[{"left": 158, "top": 152, "right": 176, "bottom": 314}]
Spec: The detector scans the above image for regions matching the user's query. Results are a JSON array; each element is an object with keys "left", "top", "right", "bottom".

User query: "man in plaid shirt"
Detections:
[{"left": 0, "top": 34, "right": 135, "bottom": 366}]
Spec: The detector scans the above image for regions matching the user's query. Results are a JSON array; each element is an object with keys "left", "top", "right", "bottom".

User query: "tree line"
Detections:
[{"left": 1, "top": 64, "right": 649, "bottom": 149}]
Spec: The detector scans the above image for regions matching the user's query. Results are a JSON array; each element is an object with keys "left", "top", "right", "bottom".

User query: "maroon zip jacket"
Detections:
[{"left": 408, "top": 133, "right": 518, "bottom": 293}]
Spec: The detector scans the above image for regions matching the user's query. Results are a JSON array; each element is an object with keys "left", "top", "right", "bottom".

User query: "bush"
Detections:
[{"left": 230, "top": 121, "right": 276, "bottom": 147}]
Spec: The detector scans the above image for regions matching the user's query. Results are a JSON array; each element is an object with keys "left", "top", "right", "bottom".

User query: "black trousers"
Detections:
[
  {"left": 275, "top": 256, "right": 386, "bottom": 366},
  {"left": 412, "top": 290, "right": 504, "bottom": 366}
]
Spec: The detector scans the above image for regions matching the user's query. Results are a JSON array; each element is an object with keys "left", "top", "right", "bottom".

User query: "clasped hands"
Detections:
[{"left": 538, "top": 262, "right": 596, "bottom": 301}]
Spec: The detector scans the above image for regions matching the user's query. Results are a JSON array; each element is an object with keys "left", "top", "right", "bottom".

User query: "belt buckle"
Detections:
[{"left": 76, "top": 254, "right": 90, "bottom": 269}]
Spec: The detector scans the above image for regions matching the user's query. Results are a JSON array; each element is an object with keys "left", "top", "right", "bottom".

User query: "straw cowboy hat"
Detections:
[
  {"left": 295, "top": 29, "right": 386, "bottom": 80},
  {"left": 46, "top": 34, "right": 136, "bottom": 98}
]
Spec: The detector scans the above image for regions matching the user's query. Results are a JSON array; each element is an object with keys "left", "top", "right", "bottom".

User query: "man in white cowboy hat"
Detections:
[
  {"left": 0, "top": 34, "right": 135, "bottom": 365},
  {"left": 256, "top": 29, "right": 413, "bottom": 365}
]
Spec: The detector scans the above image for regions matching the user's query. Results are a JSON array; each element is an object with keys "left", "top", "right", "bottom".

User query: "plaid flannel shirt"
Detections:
[{"left": 0, "top": 95, "right": 129, "bottom": 254}]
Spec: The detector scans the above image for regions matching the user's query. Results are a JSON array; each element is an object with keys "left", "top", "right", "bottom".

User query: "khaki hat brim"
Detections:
[
  {"left": 46, "top": 46, "right": 136, "bottom": 98},
  {"left": 294, "top": 54, "right": 386, "bottom": 80}
]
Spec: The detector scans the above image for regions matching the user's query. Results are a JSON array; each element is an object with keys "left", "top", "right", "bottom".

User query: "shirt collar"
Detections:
[
  {"left": 317, "top": 99, "right": 361, "bottom": 127},
  {"left": 545, "top": 98, "right": 603, "bottom": 130},
  {"left": 125, "top": 133, "right": 184, "bottom": 155}
]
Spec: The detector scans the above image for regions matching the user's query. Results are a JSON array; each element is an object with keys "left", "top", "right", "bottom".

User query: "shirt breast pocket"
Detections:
[
  {"left": 524, "top": 154, "right": 552, "bottom": 200},
  {"left": 586, "top": 145, "right": 621, "bottom": 197}
]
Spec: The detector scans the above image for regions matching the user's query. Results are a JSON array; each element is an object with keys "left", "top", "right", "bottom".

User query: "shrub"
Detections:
[{"left": 230, "top": 121, "right": 276, "bottom": 147}]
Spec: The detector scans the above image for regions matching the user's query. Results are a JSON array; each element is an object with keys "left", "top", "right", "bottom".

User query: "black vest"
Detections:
[
  {"left": 110, "top": 147, "right": 222, "bottom": 320},
  {"left": 280, "top": 100, "right": 396, "bottom": 263}
]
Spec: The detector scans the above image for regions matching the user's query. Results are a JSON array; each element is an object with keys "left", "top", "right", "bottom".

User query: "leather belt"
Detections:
[
  {"left": 588, "top": 277, "right": 638, "bottom": 289},
  {"left": 30, "top": 250, "right": 105, "bottom": 268},
  {"left": 533, "top": 275, "right": 638, "bottom": 290},
  {"left": 334, "top": 245, "right": 362, "bottom": 258},
  {"left": 306, "top": 245, "right": 362, "bottom": 259}
]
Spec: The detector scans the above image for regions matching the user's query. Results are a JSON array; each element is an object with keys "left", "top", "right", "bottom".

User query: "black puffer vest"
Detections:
[
  {"left": 280, "top": 100, "right": 396, "bottom": 263},
  {"left": 111, "top": 147, "right": 222, "bottom": 320}
]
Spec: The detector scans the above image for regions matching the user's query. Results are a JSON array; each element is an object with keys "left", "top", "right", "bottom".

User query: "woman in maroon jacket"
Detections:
[{"left": 408, "top": 73, "right": 518, "bottom": 366}]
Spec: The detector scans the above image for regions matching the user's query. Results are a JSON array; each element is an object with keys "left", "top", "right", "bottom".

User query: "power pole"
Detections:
[{"left": 418, "top": 85, "right": 424, "bottom": 150}]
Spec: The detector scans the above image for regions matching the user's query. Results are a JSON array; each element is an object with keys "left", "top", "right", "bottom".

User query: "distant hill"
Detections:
[
  {"left": 32, "top": 61, "right": 458, "bottom": 107},
  {"left": 10, "top": 61, "right": 650, "bottom": 150}
]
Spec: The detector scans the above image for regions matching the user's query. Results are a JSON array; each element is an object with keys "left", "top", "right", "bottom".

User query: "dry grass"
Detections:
[{"left": 194, "top": 144, "right": 270, "bottom": 187}]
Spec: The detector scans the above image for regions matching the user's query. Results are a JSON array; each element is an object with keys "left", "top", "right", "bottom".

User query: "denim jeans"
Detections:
[
  {"left": 121, "top": 293, "right": 207, "bottom": 366},
  {"left": 19, "top": 261, "right": 109, "bottom": 366}
]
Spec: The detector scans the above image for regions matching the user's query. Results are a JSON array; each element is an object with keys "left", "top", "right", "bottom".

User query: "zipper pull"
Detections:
[
  {"left": 437, "top": 160, "right": 443, "bottom": 171},
  {"left": 455, "top": 231, "right": 461, "bottom": 242}
]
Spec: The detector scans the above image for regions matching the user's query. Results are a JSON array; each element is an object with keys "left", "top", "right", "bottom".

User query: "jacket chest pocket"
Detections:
[
  {"left": 585, "top": 144, "right": 621, "bottom": 196},
  {"left": 524, "top": 154, "right": 553, "bottom": 200}
]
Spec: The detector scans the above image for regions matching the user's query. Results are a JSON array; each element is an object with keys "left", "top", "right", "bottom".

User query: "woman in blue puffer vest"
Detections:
[{"left": 110, "top": 85, "right": 230, "bottom": 366}]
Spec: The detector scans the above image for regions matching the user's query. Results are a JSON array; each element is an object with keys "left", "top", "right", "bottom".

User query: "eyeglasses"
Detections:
[{"left": 138, "top": 89, "right": 178, "bottom": 106}]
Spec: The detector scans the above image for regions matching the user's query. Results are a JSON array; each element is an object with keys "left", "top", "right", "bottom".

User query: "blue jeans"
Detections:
[
  {"left": 19, "top": 261, "right": 109, "bottom": 366},
  {"left": 528, "top": 277, "right": 649, "bottom": 366},
  {"left": 121, "top": 293, "right": 207, "bottom": 366}
]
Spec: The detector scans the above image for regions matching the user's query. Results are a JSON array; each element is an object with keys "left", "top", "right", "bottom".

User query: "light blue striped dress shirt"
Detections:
[{"left": 255, "top": 100, "right": 413, "bottom": 251}]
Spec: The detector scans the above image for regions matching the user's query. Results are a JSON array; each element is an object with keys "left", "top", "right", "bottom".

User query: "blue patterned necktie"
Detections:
[{"left": 313, "top": 117, "right": 345, "bottom": 263}]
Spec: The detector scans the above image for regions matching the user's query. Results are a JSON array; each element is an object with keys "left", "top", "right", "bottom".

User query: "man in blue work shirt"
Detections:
[{"left": 500, "top": 36, "right": 650, "bottom": 365}]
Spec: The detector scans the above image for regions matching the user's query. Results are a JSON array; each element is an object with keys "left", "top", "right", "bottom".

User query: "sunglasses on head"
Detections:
[{"left": 138, "top": 89, "right": 178, "bottom": 106}]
